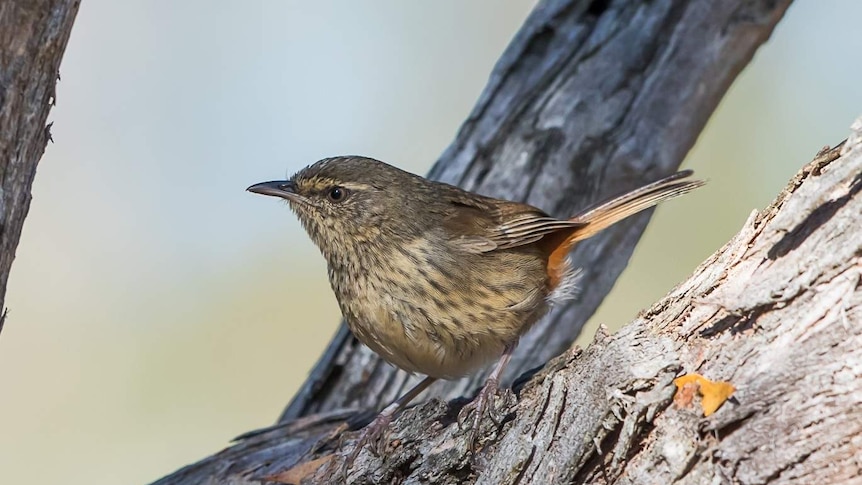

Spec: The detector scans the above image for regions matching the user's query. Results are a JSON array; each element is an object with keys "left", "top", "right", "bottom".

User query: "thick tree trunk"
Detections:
[
  {"left": 280, "top": 0, "right": 793, "bottom": 424},
  {"left": 0, "top": 1, "right": 80, "bottom": 336}
]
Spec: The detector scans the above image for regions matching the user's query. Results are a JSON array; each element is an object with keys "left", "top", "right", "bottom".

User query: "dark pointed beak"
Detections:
[{"left": 247, "top": 180, "right": 297, "bottom": 200}]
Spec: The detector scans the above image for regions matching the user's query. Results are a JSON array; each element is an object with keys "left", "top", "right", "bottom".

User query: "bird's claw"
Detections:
[
  {"left": 457, "top": 378, "right": 511, "bottom": 449},
  {"left": 339, "top": 412, "right": 394, "bottom": 481}
]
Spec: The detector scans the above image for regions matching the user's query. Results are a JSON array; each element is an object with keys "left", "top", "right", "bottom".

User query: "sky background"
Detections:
[{"left": 2, "top": 1, "right": 861, "bottom": 484}]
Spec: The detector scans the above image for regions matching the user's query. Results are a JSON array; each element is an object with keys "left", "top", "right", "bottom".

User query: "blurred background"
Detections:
[{"left": 1, "top": 1, "right": 861, "bottom": 484}]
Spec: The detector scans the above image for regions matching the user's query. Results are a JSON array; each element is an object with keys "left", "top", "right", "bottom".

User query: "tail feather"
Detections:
[
  {"left": 544, "top": 170, "right": 704, "bottom": 288},
  {"left": 566, "top": 170, "right": 704, "bottom": 242}
]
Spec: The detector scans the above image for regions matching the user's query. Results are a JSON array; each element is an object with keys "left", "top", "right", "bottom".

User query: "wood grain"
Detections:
[{"left": 0, "top": 1, "right": 80, "bottom": 335}]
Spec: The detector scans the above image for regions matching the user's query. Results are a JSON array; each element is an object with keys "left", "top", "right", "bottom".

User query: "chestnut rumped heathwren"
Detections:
[{"left": 248, "top": 156, "right": 703, "bottom": 464}]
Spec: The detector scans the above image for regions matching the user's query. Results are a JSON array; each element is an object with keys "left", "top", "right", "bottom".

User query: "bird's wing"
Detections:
[{"left": 441, "top": 191, "right": 582, "bottom": 254}]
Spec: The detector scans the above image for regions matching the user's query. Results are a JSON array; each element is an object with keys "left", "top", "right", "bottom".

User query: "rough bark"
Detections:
[
  {"left": 0, "top": 0, "right": 79, "bottom": 335},
  {"left": 155, "top": 127, "right": 862, "bottom": 485},
  {"left": 280, "top": 0, "right": 793, "bottom": 422}
]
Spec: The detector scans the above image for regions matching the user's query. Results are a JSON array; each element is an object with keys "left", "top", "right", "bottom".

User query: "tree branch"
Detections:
[{"left": 0, "top": 1, "right": 80, "bottom": 337}]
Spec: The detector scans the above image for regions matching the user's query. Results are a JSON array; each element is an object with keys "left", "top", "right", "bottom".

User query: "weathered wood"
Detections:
[
  {"left": 280, "top": 0, "right": 793, "bottom": 424},
  {"left": 155, "top": 126, "right": 861, "bottom": 485},
  {"left": 0, "top": 1, "right": 80, "bottom": 334}
]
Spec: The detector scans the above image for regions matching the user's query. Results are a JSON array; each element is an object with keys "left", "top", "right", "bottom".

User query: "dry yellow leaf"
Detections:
[{"left": 673, "top": 373, "right": 735, "bottom": 416}]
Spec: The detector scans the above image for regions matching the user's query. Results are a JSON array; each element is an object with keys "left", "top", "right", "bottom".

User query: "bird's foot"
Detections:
[
  {"left": 457, "top": 377, "right": 511, "bottom": 449},
  {"left": 340, "top": 411, "right": 394, "bottom": 480}
]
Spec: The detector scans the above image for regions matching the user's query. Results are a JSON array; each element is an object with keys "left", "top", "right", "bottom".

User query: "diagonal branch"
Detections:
[{"left": 0, "top": 1, "right": 80, "bottom": 338}]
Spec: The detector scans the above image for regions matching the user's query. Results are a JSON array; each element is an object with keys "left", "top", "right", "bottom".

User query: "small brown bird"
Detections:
[{"left": 248, "top": 156, "right": 703, "bottom": 463}]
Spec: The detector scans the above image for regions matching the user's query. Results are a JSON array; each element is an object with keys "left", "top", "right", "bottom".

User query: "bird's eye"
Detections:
[{"left": 327, "top": 186, "right": 347, "bottom": 202}]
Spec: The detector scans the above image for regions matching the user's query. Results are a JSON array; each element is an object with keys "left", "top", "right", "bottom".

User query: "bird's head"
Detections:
[{"left": 248, "top": 156, "right": 431, "bottom": 262}]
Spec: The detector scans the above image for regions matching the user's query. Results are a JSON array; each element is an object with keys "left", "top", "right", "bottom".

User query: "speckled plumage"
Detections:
[
  {"left": 285, "top": 157, "right": 553, "bottom": 378},
  {"left": 258, "top": 156, "right": 703, "bottom": 380}
]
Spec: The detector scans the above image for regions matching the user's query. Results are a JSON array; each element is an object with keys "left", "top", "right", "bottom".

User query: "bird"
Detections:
[{"left": 248, "top": 156, "right": 703, "bottom": 467}]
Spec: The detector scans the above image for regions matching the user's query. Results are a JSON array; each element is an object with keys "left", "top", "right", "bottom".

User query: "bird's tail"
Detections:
[
  {"left": 542, "top": 170, "right": 704, "bottom": 289},
  {"left": 566, "top": 170, "right": 705, "bottom": 242}
]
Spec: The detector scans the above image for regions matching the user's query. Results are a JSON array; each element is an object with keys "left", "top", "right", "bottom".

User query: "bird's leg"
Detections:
[
  {"left": 343, "top": 376, "right": 436, "bottom": 473},
  {"left": 458, "top": 342, "right": 517, "bottom": 447}
]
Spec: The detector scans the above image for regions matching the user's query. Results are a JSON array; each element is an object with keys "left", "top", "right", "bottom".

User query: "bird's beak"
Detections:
[{"left": 247, "top": 180, "right": 301, "bottom": 202}]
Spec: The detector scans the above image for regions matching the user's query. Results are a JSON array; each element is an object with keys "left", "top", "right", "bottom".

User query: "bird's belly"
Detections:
[
  {"left": 330, "top": 237, "right": 549, "bottom": 379},
  {"left": 346, "top": 305, "right": 510, "bottom": 379},
  {"left": 342, "top": 289, "right": 546, "bottom": 380}
]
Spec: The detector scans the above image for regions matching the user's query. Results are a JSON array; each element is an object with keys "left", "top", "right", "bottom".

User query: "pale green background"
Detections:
[{"left": 1, "top": 2, "right": 861, "bottom": 484}]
